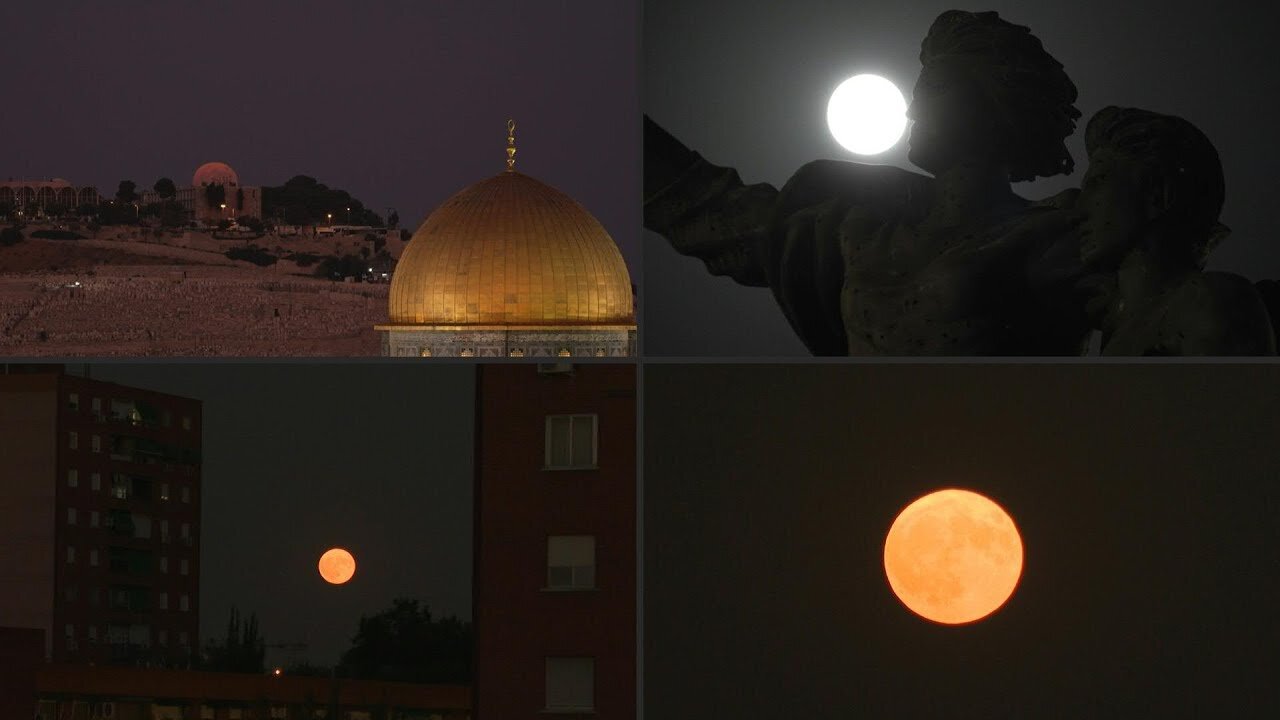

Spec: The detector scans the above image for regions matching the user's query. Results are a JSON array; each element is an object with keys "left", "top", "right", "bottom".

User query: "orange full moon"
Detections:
[
  {"left": 318, "top": 547, "right": 357, "bottom": 585},
  {"left": 883, "top": 488, "right": 1023, "bottom": 624}
]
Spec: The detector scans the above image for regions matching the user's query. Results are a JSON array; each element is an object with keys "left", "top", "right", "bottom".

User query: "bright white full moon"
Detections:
[{"left": 826, "top": 74, "right": 908, "bottom": 155}]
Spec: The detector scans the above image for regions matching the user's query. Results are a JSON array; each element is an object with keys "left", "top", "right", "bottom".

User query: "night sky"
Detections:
[
  {"left": 81, "top": 363, "right": 475, "bottom": 668},
  {"left": 645, "top": 0, "right": 1280, "bottom": 355},
  {"left": 645, "top": 364, "right": 1280, "bottom": 716},
  {"left": 0, "top": 0, "right": 640, "bottom": 278}
]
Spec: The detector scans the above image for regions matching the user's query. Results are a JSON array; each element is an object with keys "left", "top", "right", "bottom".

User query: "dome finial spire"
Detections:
[{"left": 506, "top": 119, "right": 517, "bottom": 172}]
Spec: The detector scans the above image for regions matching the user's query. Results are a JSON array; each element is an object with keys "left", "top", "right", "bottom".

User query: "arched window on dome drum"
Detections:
[
  {"left": 419, "top": 348, "right": 432, "bottom": 357},
  {"left": 557, "top": 348, "right": 572, "bottom": 357},
  {"left": 460, "top": 349, "right": 476, "bottom": 358},
  {"left": 509, "top": 349, "right": 525, "bottom": 358}
]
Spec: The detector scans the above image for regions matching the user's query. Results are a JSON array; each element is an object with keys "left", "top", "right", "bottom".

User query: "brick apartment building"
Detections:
[
  {"left": 473, "top": 363, "right": 636, "bottom": 718},
  {"left": 0, "top": 365, "right": 202, "bottom": 667}
]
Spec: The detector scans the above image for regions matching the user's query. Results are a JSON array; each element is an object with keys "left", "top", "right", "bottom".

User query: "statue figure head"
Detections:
[
  {"left": 908, "top": 10, "right": 1081, "bottom": 181},
  {"left": 1079, "top": 106, "right": 1226, "bottom": 271}
]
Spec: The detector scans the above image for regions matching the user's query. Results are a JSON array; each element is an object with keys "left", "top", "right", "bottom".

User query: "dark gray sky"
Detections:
[
  {"left": 82, "top": 363, "right": 474, "bottom": 668},
  {"left": 645, "top": 0, "right": 1280, "bottom": 355},
  {"left": 646, "top": 364, "right": 1280, "bottom": 716},
  {"left": 0, "top": 0, "right": 639, "bottom": 279}
]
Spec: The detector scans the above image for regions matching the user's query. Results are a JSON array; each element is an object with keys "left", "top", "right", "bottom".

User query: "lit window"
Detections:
[
  {"left": 91, "top": 473, "right": 101, "bottom": 491},
  {"left": 69, "top": 431, "right": 78, "bottom": 450},
  {"left": 181, "top": 486, "right": 190, "bottom": 504},
  {"left": 160, "top": 556, "right": 168, "bottom": 573},
  {"left": 68, "top": 393, "right": 79, "bottom": 410},
  {"left": 179, "top": 631, "right": 189, "bottom": 646},
  {"left": 88, "top": 626, "right": 97, "bottom": 643},
  {"left": 89, "top": 511, "right": 99, "bottom": 528},
  {"left": 160, "top": 483, "right": 170, "bottom": 501},
  {"left": 547, "top": 535, "right": 595, "bottom": 590},
  {"left": 163, "top": 411, "right": 172, "bottom": 428},
  {"left": 181, "top": 523, "right": 190, "bottom": 539},
  {"left": 229, "top": 710, "right": 242, "bottom": 720},
  {"left": 66, "top": 546, "right": 75, "bottom": 564},
  {"left": 545, "top": 657, "right": 595, "bottom": 712},
  {"left": 544, "top": 415, "right": 597, "bottom": 469},
  {"left": 92, "top": 435, "right": 101, "bottom": 453},
  {"left": 158, "top": 592, "right": 168, "bottom": 610},
  {"left": 67, "top": 469, "right": 78, "bottom": 487},
  {"left": 91, "top": 398, "right": 101, "bottom": 414},
  {"left": 459, "top": 348, "right": 475, "bottom": 358},
  {"left": 182, "top": 416, "right": 191, "bottom": 430},
  {"left": 557, "top": 348, "right": 572, "bottom": 357},
  {"left": 67, "top": 508, "right": 77, "bottom": 525}
]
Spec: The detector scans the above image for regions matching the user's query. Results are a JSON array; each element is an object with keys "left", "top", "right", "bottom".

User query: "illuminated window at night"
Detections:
[
  {"left": 91, "top": 472, "right": 100, "bottom": 491},
  {"left": 544, "top": 414, "right": 598, "bottom": 469},
  {"left": 161, "top": 483, "right": 170, "bottom": 501},
  {"left": 158, "top": 592, "right": 168, "bottom": 610},
  {"left": 69, "top": 431, "right": 78, "bottom": 450},
  {"left": 547, "top": 535, "right": 595, "bottom": 589},
  {"left": 181, "top": 486, "right": 191, "bottom": 503},
  {"left": 160, "top": 556, "right": 168, "bottom": 573},
  {"left": 460, "top": 348, "right": 476, "bottom": 358},
  {"left": 545, "top": 657, "right": 595, "bottom": 712},
  {"left": 182, "top": 416, "right": 191, "bottom": 431},
  {"left": 66, "top": 546, "right": 75, "bottom": 564},
  {"left": 67, "top": 508, "right": 76, "bottom": 525},
  {"left": 68, "top": 393, "right": 79, "bottom": 410},
  {"left": 180, "top": 594, "right": 189, "bottom": 612},
  {"left": 67, "top": 469, "right": 78, "bottom": 487}
]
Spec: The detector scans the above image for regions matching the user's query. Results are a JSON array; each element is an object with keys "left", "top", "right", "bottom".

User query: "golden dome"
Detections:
[{"left": 388, "top": 171, "right": 634, "bottom": 326}]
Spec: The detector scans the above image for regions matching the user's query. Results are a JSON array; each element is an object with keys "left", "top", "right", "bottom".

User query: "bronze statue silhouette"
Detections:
[
  {"left": 1068, "top": 106, "right": 1274, "bottom": 355},
  {"left": 645, "top": 9, "right": 1275, "bottom": 355}
]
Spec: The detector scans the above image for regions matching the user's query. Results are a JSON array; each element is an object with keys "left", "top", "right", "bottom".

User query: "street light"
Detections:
[{"left": 345, "top": 206, "right": 350, "bottom": 224}]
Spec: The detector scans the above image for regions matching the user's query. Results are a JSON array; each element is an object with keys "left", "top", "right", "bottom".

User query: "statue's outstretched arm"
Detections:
[{"left": 644, "top": 115, "right": 776, "bottom": 287}]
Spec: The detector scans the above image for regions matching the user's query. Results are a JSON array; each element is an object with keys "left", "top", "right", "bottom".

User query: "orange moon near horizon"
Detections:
[
  {"left": 883, "top": 488, "right": 1023, "bottom": 625},
  {"left": 318, "top": 547, "right": 356, "bottom": 585}
]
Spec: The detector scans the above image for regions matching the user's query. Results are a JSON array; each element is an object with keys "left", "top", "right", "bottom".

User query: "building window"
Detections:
[
  {"left": 229, "top": 710, "right": 242, "bottom": 720},
  {"left": 181, "top": 523, "right": 190, "bottom": 540},
  {"left": 160, "top": 556, "right": 168, "bottom": 573},
  {"left": 547, "top": 535, "right": 595, "bottom": 590},
  {"left": 201, "top": 707, "right": 214, "bottom": 720},
  {"left": 91, "top": 398, "right": 101, "bottom": 415},
  {"left": 88, "top": 626, "right": 97, "bottom": 644},
  {"left": 69, "top": 431, "right": 78, "bottom": 450},
  {"left": 89, "top": 549, "right": 99, "bottom": 567},
  {"left": 68, "top": 393, "right": 79, "bottom": 410},
  {"left": 159, "top": 592, "right": 168, "bottom": 610},
  {"left": 181, "top": 486, "right": 190, "bottom": 504},
  {"left": 545, "top": 657, "right": 595, "bottom": 712},
  {"left": 182, "top": 416, "right": 191, "bottom": 431},
  {"left": 67, "top": 508, "right": 77, "bottom": 525},
  {"left": 111, "top": 476, "right": 129, "bottom": 500},
  {"left": 66, "top": 546, "right": 75, "bottom": 564},
  {"left": 180, "top": 559, "right": 189, "bottom": 576},
  {"left": 179, "top": 631, "right": 189, "bottom": 646},
  {"left": 90, "top": 511, "right": 99, "bottom": 528},
  {"left": 91, "top": 472, "right": 101, "bottom": 491},
  {"left": 180, "top": 595, "right": 189, "bottom": 612},
  {"left": 65, "top": 585, "right": 77, "bottom": 602},
  {"left": 65, "top": 624, "right": 75, "bottom": 640},
  {"left": 92, "top": 435, "right": 101, "bottom": 453},
  {"left": 544, "top": 414, "right": 598, "bottom": 469},
  {"left": 158, "top": 629, "right": 168, "bottom": 646},
  {"left": 67, "top": 469, "right": 78, "bottom": 488},
  {"left": 163, "top": 411, "right": 172, "bottom": 428},
  {"left": 161, "top": 483, "right": 170, "bottom": 501}
]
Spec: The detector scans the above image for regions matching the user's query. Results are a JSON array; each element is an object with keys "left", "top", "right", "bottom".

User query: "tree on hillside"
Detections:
[
  {"left": 153, "top": 177, "right": 177, "bottom": 201},
  {"left": 115, "top": 180, "right": 139, "bottom": 204},
  {"left": 203, "top": 606, "right": 266, "bottom": 673},
  {"left": 204, "top": 183, "right": 226, "bottom": 209},
  {"left": 339, "top": 598, "right": 472, "bottom": 684}
]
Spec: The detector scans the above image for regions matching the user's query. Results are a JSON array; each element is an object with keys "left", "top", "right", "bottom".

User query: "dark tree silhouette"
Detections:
[
  {"left": 153, "top": 177, "right": 176, "bottom": 200},
  {"left": 115, "top": 180, "right": 139, "bottom": 204},
  {"left": 203, "top": 606, "right": 266, "bottom": 673},
  {"left": 339, "top": 598, "right": 472, "bottom": 684}
]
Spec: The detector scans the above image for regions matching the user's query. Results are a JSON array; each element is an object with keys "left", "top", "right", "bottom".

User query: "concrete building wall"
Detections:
[{"left": 0, "top": 374, "right": 60, "bottom": 659}]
